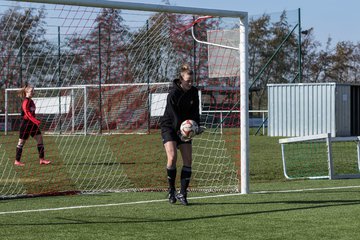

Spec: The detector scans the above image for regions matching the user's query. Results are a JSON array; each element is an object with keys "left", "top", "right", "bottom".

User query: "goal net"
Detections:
[
  {"left": 279, "top": 133, "right": 360, "bottom": 180},
  {"left": 0, "top": 0, "right": 248, "bottom": 197}
]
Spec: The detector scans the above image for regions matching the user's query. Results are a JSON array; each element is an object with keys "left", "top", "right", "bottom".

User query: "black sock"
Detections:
[
  {"left": 37, "top": 144, "right": 44, "bottom": 159},
  {"left": 167, "top": 167, "right": 176, "bottom": 191},
  {"left": 16, "top": 144, "right": 23, "bottom": 161},
  {"left": 180, "top": 166, "right": 192, "bottom": 195}
]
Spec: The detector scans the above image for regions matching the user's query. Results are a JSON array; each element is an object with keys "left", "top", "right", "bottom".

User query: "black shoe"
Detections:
[
  {"left": 168, "top": 189, "right": 176, "bottom": 204},
  {"left": 175, "top": 193, "right": 188, "bottom": 206}
]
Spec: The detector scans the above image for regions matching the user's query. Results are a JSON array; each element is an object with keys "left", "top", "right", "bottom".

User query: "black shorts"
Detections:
[
  {"left": 161, "top": 127, "right": 192, "bottom": 147},
  {"left": 19, "top": 121, "right": 41, "bottom": 140}
]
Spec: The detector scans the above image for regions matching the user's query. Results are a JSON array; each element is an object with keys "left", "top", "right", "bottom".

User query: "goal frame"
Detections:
[
  {"left": 4, "top": 82, "right": 173, "bottom": 135},
  {"left": 9, "top": 0, "right": 249, "bottom": 194},
  {"left": 279, "top": 133, "right": 360, "bottom": 180},
  {"left": 5, "top": 86, "right": 84, "bottom": 135}
]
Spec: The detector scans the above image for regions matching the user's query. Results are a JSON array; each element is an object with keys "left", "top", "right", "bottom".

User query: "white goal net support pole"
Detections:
[
  {"left": 279, "top": 133, "right": 360, "bottom": 180},
  {"left": 1, "top": 0, "right": 249, "bottom": 197}
]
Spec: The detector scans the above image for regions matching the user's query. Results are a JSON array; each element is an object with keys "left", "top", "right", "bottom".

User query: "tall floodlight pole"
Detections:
[{"left": 298, "top": 8, "right": 302, "bottom": 83}]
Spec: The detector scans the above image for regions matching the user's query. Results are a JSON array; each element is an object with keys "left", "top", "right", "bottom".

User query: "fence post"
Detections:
[
  {"left": 5, "top": 90, "right": 8, "bottom": 135},
  {"left": 326, "top": 133, "right": 334, "bottom": 179}
]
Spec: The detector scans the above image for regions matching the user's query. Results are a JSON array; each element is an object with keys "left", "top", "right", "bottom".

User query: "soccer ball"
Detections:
[{"left": 180, "top": 119, "right": 198, "bottom": 139}]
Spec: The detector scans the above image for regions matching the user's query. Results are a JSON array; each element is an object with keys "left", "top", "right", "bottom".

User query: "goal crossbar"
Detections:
[{"left": 10, "top": 0, "right": 248, "bottom": 18}]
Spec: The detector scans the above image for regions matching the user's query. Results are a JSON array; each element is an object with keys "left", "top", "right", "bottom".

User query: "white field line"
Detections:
[{"left": 0, "top": 185, "right": 360, "bottom": 215}]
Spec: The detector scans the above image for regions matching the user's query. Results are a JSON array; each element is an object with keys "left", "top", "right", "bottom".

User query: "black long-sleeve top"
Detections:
[{"left": 160, "top": 79, "right": 200, "bottom": 131}]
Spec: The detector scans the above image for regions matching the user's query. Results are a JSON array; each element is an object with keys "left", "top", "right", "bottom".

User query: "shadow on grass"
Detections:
[
  {"left": 190, "top": 199, "right": 360, "bottom": 206},
  {"left": 1, "top": 199, "right": 360, "bottom": 226}
]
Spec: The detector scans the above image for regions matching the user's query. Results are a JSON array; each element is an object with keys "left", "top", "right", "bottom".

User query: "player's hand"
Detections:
[
  {"left": 178, "top": 131, "right": 191, "bottom": 142},
  {"left": 181, "top": 135, "right": 192, "bottom": 142},
  {"left": 195, "top": 126, "right": 206, "bottom": 135}
]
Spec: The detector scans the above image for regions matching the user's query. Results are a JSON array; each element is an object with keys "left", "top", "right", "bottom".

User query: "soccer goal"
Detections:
[
  {"left": 279, "top": 133, "right": 360, "bottom": 180},
  {"left": 5, "top": 83, "right": 172, "bottom": 135},
  {"left": 0, "top": 0, "right": 249, "bottom": 198}
]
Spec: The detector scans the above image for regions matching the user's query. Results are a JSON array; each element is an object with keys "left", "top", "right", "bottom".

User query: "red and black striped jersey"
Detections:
[{"left": 21, "top": 98, "right": 40, "bottom": 125}]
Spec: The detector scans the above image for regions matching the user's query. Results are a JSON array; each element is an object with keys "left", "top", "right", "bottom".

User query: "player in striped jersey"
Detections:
[{"left": 14, "top": 84, "right": 51, "bottom": 166}]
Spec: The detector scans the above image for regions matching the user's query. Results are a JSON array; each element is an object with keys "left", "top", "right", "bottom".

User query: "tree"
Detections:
[
  {"left": 249, "top": 11, "right": 298, "bottom": 110},
  {"left": 302, "top": 39, "right": 360, "bottom": 83},
  {"left": 67, "top": 8, "right": 131, "bottom": 85},
  {"left": 327, "top": 41, "right": 356, "bottom": 83},
  {"left": 298, "top": 28, "right": 322, "bottom": 83},
  {"left": 0, "top": 7, "right": 49, "bottom": 88}
]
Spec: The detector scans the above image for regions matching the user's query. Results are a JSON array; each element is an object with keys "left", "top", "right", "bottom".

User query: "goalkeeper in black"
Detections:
[{"left": 160, "top": 63, "right": 201, "bottom": 206}]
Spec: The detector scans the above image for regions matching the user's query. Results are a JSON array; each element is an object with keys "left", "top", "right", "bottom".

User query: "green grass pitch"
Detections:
[{"left": 0, "top": 130, "right": 359, "bottom": 239}]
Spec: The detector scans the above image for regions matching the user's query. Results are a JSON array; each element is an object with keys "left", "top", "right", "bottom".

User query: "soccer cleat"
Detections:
[
  {"left": 39, "top": 159, "right": 51, "bottom": 165},
  {"left": 168, "top": 189, "right": 177, "bottom": 204},
  {"left": 14, "top": 160, "right": 25, "bottom": 166},
  {"left": 175, "top": 193, "right": 189, "bottom": 206}
]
